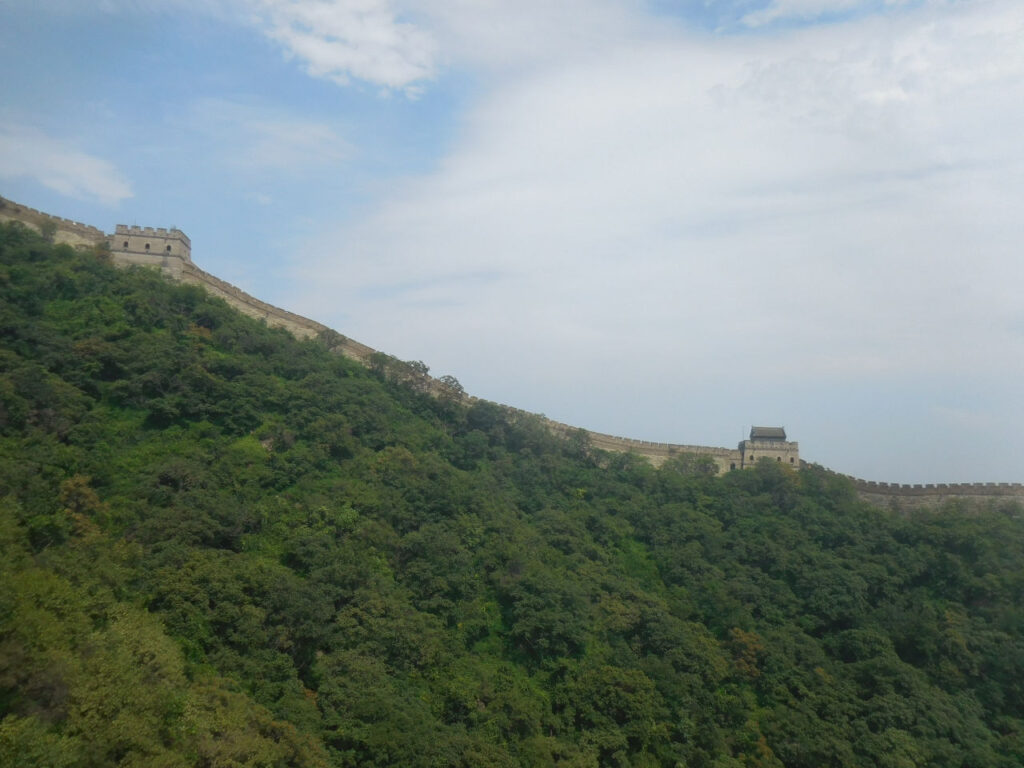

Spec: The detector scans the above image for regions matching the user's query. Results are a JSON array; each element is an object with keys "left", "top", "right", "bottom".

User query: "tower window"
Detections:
[
  {"left": 122, "top": 241, "right": 128, "bottom": 248},
  {"left": 166, "top": 245, "right": 172, "bottom": 252},
  {"left": 144, "top": 243, "right": 150, "bottom": 250}
]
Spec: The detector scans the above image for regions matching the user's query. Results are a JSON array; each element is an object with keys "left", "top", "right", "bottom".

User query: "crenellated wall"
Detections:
[
  {"left": 179, "top": 262, "right": 379, "bottom": 362},
  {"left": 0, "top": 196, "right": 107, "bottom": 248},
  {"left": 544, "top": 423, "right": 742, "bottom": 471},
  {"left": 2, "top": 194, "right": 1020, "bottom": 508},
  {"left": 176, "top": 261, "right": 378, "bottom": 362},
  {"left": 820, "top": 469, "right": 1024, "bottom": 509},
  {"left": 115, "top": 225, "right": 192, "bottom": 249}
]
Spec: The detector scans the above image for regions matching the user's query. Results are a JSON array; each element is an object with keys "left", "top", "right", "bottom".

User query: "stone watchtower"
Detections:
[
  {"left": 738, "top": 426, "right": 799, "bottom": 468},
  {"left": 112, "top": 225, "right": 191, "bottom": 278}
]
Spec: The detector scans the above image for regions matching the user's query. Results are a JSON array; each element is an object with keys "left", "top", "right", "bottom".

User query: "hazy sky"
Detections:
[{"left": 2, "top": 0, "right": 1022, "bottom": 483}]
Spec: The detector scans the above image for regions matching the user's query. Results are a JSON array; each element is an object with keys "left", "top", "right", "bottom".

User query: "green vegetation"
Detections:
[{"left": 1, "top": 221, "right": 1023, "bottom": 767}]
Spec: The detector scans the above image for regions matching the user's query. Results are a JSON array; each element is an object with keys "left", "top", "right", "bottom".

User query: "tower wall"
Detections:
[
  {"left": 739, "top": 439, "right": 800, "bottom": 468},
  {"left": 113, "top": 225, "right": 191, "bottom": 261}
]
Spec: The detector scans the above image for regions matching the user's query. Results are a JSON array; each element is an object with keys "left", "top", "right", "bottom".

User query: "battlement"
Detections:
[
  {"left": 0, "top": 195, "right": 107, "bottom": 247},
  {"left": 805, "top": 468, "right": 1024, "bottom": 509},
  {"left": 114, "top": 224, "right": 191, "bottom": 248},
  {"left": 852, "top": 478, "right": 1024, "bottom": 495}
]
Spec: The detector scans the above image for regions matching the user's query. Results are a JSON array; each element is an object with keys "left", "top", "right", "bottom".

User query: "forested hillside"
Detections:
[{"left": 2, "top": 222, "right": 1023, "bottom": 768}]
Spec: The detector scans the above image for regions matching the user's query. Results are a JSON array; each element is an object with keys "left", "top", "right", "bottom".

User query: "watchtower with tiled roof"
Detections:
[{"left": 738, "top": 426, "right": 799, "bottom": 469}]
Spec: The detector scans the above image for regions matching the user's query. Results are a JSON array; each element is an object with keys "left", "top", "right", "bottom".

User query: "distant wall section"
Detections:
[
  {"left": 578, "top": 430, "right": 741, "bottom": 472},
  {"left": 3, "top": 195, "right": 1020, "bottom": 501},
  {"left": 566, "top": 428, "right": 800, "bottom": 474},
  {"left": 177, "top": 262, "right": 379, "bottom": 362},
  {"left": 854, "top": 479, "right": 1024, "bottom": 509},
  {"left": 815, "top": 468, "right": 1024, "bottom": 510},
  {"left": 0, "top": 196, "right": 106, "bottom": 248}
]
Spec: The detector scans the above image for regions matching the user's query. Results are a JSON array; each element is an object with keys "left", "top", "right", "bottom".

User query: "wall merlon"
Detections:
[{"left": 115, "top": 223, "right": 190, "bottom": 243}]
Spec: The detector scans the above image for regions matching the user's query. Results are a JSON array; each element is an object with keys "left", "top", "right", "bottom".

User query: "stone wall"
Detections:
[
  {"left": 542, "top": 420, "right": 742, "bottom": 471},
  {"left": 0, "top": 196, "right": 107, "bottom": 248},
  {"left": 739, "top": 438, "right": 800, "bottom": 469},
  {"left": 827, "top": 471, "right": 1024, "bottom": 510},
  {"left": 2, "top": 195, "right": 1019, "bottom": 502},
  {"left": 114, "top": 224, "right": 191, "bottom": 261},
  {"left": 116, "top": 250, "right": 188, "bottom": 279},
  {"left": 177, "top": 262, "right": 378, "bottom": 363}
]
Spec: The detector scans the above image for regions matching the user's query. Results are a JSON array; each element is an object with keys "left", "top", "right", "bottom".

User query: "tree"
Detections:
[{"left": 662, "top": 452, "right": 719, "bottom": 477}]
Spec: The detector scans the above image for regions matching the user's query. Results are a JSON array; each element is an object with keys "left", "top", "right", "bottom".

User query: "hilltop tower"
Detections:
[
  {"left": 112, "top": 225, "right": 191, "bottom": 277},
  {"left": 738, "top": 426, "right": 799, "bottom": 468}
]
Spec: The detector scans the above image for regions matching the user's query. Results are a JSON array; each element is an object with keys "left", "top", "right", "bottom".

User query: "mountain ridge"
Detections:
[
  {"left": 3, "top": 219, "right": 1024, "bottom": 767},
  {"left": 2, "top": 194, "right": 1020, "bottom": 508}
]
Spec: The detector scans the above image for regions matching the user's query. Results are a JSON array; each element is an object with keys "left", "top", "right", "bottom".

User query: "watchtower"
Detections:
[
  {"left": 111, "top": 225, "right": 191, "bottom": 277},
  {"left": 738, "top": 426, "right": 799, "bottom": 468},
  {"left": 114, "top": 225, "right": 191, "bottom": 260}
]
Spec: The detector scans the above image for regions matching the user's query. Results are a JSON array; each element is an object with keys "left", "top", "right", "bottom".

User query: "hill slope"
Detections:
[{"left": 2, "top": 222, "right": 1023, "bottom": 767}]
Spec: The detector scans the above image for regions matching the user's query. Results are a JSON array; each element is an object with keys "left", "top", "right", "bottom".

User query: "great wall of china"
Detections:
[
  {"left": 840, "top": 477, "right": 1024, "bottom": 510},
  {"left": 2, "top": 195, "right": 1021, "bottom": 511}
]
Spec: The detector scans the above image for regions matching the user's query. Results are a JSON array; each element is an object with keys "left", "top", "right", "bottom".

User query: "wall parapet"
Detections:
[
  {"left": 847, "top": 476, "right": 1024, "bottom": 496},
  {"left": 544, "top": 420, "right": 740, "bottom": 461},
  {"left": 811, "top": 466, "right": 1024, "bottom": 508},
  {"left": 177, "top": 261, "right": 378, "bottom": 362},
  {"left": 0, "top": 196, "right": 107, "bottom": 244},
  {"left": 743, "top": 439, "right": 792, "bottom": 449},
  {"left": 115, "top": 224, "right": 191, "bottom": 248}
]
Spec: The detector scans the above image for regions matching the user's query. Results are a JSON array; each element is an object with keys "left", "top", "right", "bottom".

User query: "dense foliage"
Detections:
[{"left": 1, "top": 222, "right": 1023, "bottom": 767}]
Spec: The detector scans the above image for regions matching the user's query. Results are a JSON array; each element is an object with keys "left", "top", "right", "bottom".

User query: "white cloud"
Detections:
[
  {"left": 14, "top": 0, "right": 1022, "bottom": 480},
  {"left": 26, "top": 0, "right": 436, "bottom": 93},
  {"left": 288, "top": 0, "right": 1024, "bottom": 471},
  {"left": 255, "top": 0, "right": 436, "bottom": 92},
  {"left": 0, "top": 123, "right": 133, "bottom": 206}
]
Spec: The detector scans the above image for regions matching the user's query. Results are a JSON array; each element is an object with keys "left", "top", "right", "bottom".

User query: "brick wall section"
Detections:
[
  {"left": 819, "top": 468, "right": 1024, "bottom": 509},
  {"left": 176, "top": 262, "right": 379, "bottom": 362},
  {"left": 0, "top": 196, "right": 107, "bottom": 248},
  {"left": 552, "top": 425, "right": 741, "bottom": 471}
]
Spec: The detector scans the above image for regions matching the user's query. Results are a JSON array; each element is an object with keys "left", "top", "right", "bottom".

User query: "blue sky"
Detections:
[{"left": 2, "top": 0, "right": 1023, "bottom": 483}]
